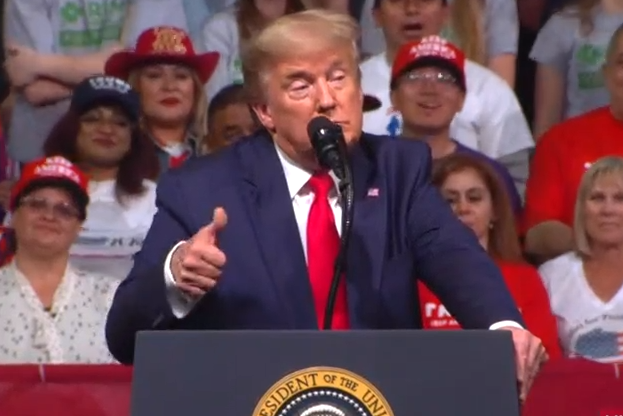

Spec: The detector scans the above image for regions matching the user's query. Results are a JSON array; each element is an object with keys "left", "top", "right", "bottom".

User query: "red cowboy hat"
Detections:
[{"left": 105, "top": 26, "right": 219, "bottom": 84}]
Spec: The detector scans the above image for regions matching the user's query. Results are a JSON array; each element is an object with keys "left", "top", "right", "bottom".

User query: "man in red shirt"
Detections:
[{"left": 524, "top": 24, "right": 623, "bottom": 262}]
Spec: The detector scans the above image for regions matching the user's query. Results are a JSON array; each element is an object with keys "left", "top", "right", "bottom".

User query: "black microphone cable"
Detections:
[{"left": 306, "top": 116, "right": 356, "bottom": 330}]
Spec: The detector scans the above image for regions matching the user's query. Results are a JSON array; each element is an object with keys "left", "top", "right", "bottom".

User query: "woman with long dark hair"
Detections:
[
  {"left": 31, "top": 75, "right": 159, "bottom": 279},
  {"left": 419, "top": 154, "right": 562, "bottom": 358}
]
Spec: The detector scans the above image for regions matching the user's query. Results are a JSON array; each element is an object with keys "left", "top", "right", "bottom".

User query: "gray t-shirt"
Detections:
[
  {"left": 530, "top": 7, "right": 623, "bottom": 119},
  {"left": 5, "top": 0, "right": 129, "bottom": 163},
  {"left": 483, "top": 0, "right": 519, "bottom": 58}
]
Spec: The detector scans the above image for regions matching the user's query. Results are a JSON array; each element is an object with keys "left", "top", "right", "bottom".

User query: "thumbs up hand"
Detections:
[{"left": 171, "top": 207, "right": 228, "bottom": 298}]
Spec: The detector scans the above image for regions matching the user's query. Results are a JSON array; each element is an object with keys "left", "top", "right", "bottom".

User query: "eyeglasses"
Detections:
[
  {"left": 19, "top": 197, "right": 80, "bottom": 221},
  {"left": 403, "top": 71, "right": 458, "bottom": 86}
]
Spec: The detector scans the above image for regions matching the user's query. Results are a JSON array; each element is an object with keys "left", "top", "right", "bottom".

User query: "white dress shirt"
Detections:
[{"left": 162, "top": 144, "right": 521, "bottom": 331}]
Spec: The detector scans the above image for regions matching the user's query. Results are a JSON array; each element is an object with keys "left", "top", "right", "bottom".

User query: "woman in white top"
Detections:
[
  {"left": 0, "top": 156, "right": 119, "bottom": 363},
  {"left": 539, "top": 156, "right": 623, "bottom": 363},
  {"left": 42, "top": 75, "right": 160, "bottom": 280}
]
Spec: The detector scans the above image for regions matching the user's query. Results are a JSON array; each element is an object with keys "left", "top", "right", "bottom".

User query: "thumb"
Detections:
[
  {"left": 211, "top": 207, "right": 228, "bottom": 231},
  {"left": 197, "top": 207, "right": 228, "bottom": 243}
]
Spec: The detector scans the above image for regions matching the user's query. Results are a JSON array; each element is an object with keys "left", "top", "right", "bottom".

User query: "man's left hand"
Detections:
[
  {"left": 4, "top": 42, "right": 42, "bottom": 87},
  {"left": 501, "top": 326, "right": 548, "bottom": 403}
]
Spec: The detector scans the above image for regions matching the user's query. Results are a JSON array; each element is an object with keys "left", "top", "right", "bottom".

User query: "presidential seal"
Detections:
[{"left": 252, "top": 367, "right": 394, "bottom": 416}]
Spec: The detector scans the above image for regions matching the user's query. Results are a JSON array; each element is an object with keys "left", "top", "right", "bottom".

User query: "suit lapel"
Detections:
[
  {"left": 346, "top": 136, "right": 387, "bottom": 329},
  {"left": 237, "top": 133, "right": 317, "bottom": 329}
]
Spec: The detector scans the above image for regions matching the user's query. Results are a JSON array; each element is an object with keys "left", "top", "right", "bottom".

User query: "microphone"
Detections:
[
  {"left": 306, "top": 116, "right": 355, "bottom": 331},
  {"left": 307, "top": 116, "right": 349, "bottom": 184}
]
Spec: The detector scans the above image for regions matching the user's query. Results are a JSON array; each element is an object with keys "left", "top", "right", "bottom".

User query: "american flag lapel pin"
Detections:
[{"left": 367, "top": 187, "right": 379, "bottom": 197}]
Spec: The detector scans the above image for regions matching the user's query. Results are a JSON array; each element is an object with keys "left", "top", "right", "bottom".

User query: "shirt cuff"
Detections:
[
  {"left": 164, "top": 240, "right": 197, "bottom": 319},
  {"left": 489, "top": 320, "right": 524, "bottom": 331}
]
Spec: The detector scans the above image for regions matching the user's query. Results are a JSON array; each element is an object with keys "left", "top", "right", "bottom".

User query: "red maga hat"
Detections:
[
  {"left": 105, "top": 26, "right": 219, "bottom": 84},
  {"left": 10, "top": 156, "right": 89, "bottom": 213},
  {"left": 391, "top": 35, "right": 466, "bottom": 90}
]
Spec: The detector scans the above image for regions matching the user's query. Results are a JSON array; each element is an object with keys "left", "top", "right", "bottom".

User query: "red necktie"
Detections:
[
  {"left": 306, "top": 171, "right": 350, "bottom": 330},
  {"left": 169, "top": 151, "right": 190, "bottom": 169}
]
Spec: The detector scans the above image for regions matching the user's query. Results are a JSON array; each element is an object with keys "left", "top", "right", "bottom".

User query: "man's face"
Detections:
[
  {"left": 252, "top": 44, "right": 363, "bottom": 169},
  {"left": 391, "top": 65, "right": 464, "bottom": 135},
  {"left": 373, "top": 0, "right": 448, "bottom": 50},
  {"left": 206, "top": 103, "right": 258, "bottom": 151}
]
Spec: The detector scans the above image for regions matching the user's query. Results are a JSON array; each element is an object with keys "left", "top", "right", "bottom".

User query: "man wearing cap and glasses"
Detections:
[
  {"left": 387, "top": 35, "right": 521, "bottom": 213},
  {"left": 106, "top": 9, "right": 546, "bottom": 401},
  {"left": 360, "top": 0, "right": 533, "bottom": 197}
]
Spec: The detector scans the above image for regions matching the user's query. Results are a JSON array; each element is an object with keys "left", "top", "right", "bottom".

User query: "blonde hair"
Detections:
[
  {"left": 241, "top": 8, "right": 360, "bottom": 103},
  {"left": 449, "top": 0, "right": 486, "bottom": 64},
  {"left": 574, "top": 156, "right": 623, "bottom": 257},
  {"left": 127, "top": 68, "right": 208, "bottom": 139}
]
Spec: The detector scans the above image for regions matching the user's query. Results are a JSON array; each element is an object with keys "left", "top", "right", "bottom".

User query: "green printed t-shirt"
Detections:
[
  {"left": 530, "top": 7, "right": 623, "bottom": 119},
  {"left": 6, "top": 0, "right": 127, "bottom": 163},
  {"left": 57, "top": 0, "right": 126, "bottom": 51}
]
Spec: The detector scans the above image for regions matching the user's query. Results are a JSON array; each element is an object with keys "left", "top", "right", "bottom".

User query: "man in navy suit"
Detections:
[{"left": 105, "top": 9, "right": 546, "bottom": 400}]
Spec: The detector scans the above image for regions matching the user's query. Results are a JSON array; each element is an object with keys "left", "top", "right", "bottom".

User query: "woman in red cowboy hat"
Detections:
[{"left": 105, "top": 26, "right": 218, "bottom": 175}]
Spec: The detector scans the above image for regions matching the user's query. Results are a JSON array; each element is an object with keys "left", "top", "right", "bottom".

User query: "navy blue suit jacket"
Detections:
[{"left": 106, "top": 131, "right": 523, "bottom": 364}]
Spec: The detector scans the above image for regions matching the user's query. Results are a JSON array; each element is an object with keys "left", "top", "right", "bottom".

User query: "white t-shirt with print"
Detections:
[
  {"left": 5, "top": 0, "right": 130, "bottom": 163},
  {"left": 201, "top": 6, "right": 242, "bottom": 102},
  {"left": 360, "top": 53, "right": 534, "bottom": 159},
  {"left": 70, "top": 179, "right": 157, "bottom": 279},
  {"left": 530, "top": 7, "right": 623, "bottom": 119},
  {"left": 539, "top": 252, "right": 623, "bottom": 364}
]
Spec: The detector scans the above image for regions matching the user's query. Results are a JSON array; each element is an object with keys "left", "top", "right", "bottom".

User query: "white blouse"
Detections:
[
  {"left": 0, "top": 262, "right": 121, "bottom": 364},
  {"left": 539, "top": 252, "right": 623, "bottom": 363}
]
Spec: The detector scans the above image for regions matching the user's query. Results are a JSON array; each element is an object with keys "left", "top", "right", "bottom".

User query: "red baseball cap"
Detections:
[
  {"left": 391, "top": 35, "right": 466, "bottom": 90},
  {"left": 10, "top": 156, "right": 89, "bottom": 217},
  {"left": 105, "top": 26, "right": 219, "bottom": 84}
]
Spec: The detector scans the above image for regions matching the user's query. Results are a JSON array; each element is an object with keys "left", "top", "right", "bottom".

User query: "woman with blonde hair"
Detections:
[
  {"left": 201, "top": 0, "right": 306, "bottom": 100},
  {"left": 539, "top": 155, "right": 623, "bottom": 363},
  {"left": 445, "top": 0, "right": 518, "bottom": 86},
  {"left": 531, "top": 0, "right": 623, "bottom": 139},
  {"left": 105, "top": 26, "right": 219, "bottom": 175}
]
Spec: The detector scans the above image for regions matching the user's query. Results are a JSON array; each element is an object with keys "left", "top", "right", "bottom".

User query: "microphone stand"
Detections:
[{"left": 322, "top": 153, "right": 355, "bottom": 330}]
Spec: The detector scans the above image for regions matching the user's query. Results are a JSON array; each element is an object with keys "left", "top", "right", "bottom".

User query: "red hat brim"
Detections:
[{"left": 105, "top": 50, "right": 220, "bottom": 84}]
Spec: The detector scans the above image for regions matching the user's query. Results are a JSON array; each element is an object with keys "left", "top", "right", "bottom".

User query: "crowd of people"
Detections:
[{"left": 0, "top": 0, "right": 621, "bottom": 378}]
